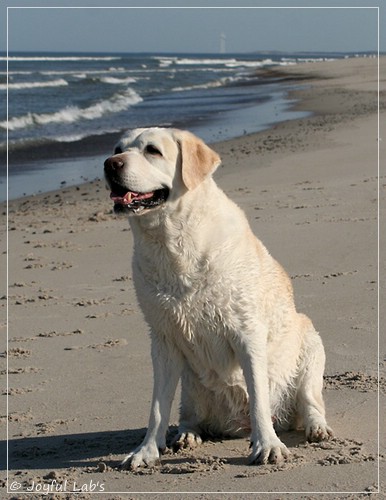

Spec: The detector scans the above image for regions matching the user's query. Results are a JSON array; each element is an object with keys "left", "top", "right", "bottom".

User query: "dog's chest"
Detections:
[
  {"left": 139, "top": 264, "right": 232, "bottom": 335},
  {"left": 158, "top": 287, "right": 241, "bottom": 385},
  {"left": 134, "top": 253, "right": 241, "bottom": 375}
]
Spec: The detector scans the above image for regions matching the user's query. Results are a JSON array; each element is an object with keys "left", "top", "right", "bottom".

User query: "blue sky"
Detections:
[{"left": 1, "top": 1, "right": 383, "bottom": 54}]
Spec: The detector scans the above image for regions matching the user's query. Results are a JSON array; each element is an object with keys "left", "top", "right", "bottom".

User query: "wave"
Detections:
[
  {"left": 1, "top": 56, "right": 122, "bottom": 62},
  {"left": 176, "top": 58, "right": 239, "bottom": 66},
  {"left": 0, "top": 78, "right": 68, "bottom": 90},
  {"left": 281, "top": 57, "right": 336, "bottom": 64},
  {"left": 1, "top": 88, "right": 142, "bottom": 131},
  {"left": 171, "top": 76, "right": 242, "bottom": 93},
  {"left": 99, "top": 76, "right": 136, "bottom": 85},
  {"left": 40, "top": 68, "right": 126, "bottom": 76},
  {"left": 156, "top": 56, "right": 298, "bottom": 70},
  {"left": 51, "top": 127, "right": 121, "bottom": 143},
  {"left": 225, "top": 58, "right": 276, "bottom": 68},
  {"left": 0, "top": 71, "right": 34, "bottom": 76},
  {"left": 52, "top": 133, "right": 90, "bottom": 143},
  {"left": 32, "top": 71, "right": 137, "bottom": 84},
  {"left": 1, "top": 127, "right": 120, "bottom": 151},
  {"left": 156, "top": 56, "right": 240, "bottom": 67},
  {"left": 156, "top": 55, "right": 342, "bottom": 71}
]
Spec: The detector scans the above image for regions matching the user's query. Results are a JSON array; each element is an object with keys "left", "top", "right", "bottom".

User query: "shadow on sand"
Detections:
[{"left": 2, "top": 427, "right": 306, "bottom": 471}]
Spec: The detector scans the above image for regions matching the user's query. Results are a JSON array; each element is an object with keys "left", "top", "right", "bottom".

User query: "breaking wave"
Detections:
[
  {"left": 1, "top": 88, "right": 142, "bottom": 131},
  {"left": 171, "top": 76, "right": 242, "bottom": 92},
  {"left": 0, "top": 78, "right": 68, "bottom": 90},
  {"left": 99, "top": 76, "right": 136, "bottom": 85},
  {"left": 1, "top": 56, "right": 122, "bottom": 62}
]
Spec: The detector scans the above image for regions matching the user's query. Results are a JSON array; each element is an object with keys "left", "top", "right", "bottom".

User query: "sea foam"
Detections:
[
  {"left": 1, "top": 88, "right": 142, "bottom": 130},
  {"left": 0, "top": 79, "right": 68, "bottom": 91}
]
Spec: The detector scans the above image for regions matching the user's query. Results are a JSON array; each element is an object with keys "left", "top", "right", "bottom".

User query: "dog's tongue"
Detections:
[
  {"left": 110, "top": 191, "right": 136, "bottom": 205},
  {"left": 110, "top": 191, "right": 153, "bottom": 205}
]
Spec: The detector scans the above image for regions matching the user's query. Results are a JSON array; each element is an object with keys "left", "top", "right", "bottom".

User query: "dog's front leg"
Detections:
[
  {"left": 121, "top": 334, "right": 183, "bottom": 469},
  {"left": 234, "top": 333, "right": 290, "bottom": 465}
]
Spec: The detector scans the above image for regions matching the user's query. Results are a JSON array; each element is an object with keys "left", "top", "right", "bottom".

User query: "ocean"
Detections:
[{"left": 0, "top": 51, "right": 362, "bottom": 200}]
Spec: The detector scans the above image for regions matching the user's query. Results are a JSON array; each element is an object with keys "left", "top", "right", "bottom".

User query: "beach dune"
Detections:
[{"left": 1, "top": 56, "right": 384, "bottom": 497}]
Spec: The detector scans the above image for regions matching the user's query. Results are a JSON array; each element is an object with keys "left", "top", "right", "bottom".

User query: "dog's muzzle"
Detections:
[{"left": 104, "top": 155, "right": 169, "bottom": 214}]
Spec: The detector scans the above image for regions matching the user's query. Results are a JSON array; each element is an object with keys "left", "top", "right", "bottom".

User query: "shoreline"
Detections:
[
  {"left": 3, "top": 56, "right": 381, "bottom": 203},
  {"left": 3, "top": 98, "right": 309, "bottom": 202},
  {"left": 3, "top": 76, "right": 312, "bottom": 201},
  {"left": 2, "top": 56, "right": 385, "bottom": 496},
  {"left": 3, "top": 56, "right": 377, "bottom": 169},
  {"left": 2, "top": 72, "right": 301, "bottom": 168}
]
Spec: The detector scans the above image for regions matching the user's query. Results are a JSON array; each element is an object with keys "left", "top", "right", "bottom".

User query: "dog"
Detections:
[{"left": 104, "top": 127, "right": 333, "bottom": 469}]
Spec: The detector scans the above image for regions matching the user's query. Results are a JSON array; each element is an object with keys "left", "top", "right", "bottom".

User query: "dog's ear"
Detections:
[{"left": 175, "top": 130, "right": 221, "bottom": 190}]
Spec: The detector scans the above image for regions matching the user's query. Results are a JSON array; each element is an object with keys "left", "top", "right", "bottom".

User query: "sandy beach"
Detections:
[{"left": 1, "top": 56, "right": 385, "bottom": 498}]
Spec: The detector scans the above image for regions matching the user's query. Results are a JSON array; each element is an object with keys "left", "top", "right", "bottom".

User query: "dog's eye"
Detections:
[
  {"left": 145, "top": 145, "right": 162, "bottom": 156},
  {"left": 114, "top": 146, "right": 123, "bottom": 154}
]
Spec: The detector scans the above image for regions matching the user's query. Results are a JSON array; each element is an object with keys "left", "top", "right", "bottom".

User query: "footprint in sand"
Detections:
[{"left": 64, "top": 338, "right": 128, "bottom": 351}]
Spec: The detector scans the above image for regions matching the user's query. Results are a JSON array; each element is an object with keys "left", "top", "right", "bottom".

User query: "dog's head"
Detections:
[{"left": 104, "top": 127, "right": 221, "bottom": 215}]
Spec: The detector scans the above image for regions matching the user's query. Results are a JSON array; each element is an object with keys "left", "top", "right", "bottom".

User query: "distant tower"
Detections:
[{"left": 220, "top": 33, "right": 226, "bottom": 54}]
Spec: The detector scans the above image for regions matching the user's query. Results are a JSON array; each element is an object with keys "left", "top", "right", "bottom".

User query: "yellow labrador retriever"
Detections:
[{"left": 104, "top": 127, "right": 332, "bottom": 469}]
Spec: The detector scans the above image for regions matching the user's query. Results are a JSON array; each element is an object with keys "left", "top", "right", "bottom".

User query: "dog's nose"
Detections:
[{"left": 104, "top": 156, "right": 125, "bottom": 172}]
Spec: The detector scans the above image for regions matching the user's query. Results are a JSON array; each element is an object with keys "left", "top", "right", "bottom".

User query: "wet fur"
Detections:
[{"left": 104, "top": 127, "right": 333, "bottom": 469}]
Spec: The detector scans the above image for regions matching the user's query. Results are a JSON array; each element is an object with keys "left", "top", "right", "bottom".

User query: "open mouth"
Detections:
[{"left": 110, "top": 187, "right": 169, "bottom": 213}]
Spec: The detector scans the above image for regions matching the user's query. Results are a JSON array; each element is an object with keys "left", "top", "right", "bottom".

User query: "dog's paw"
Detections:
[
  {"left": 121, "top": 443, "right": 161, "bottom": 470},
  {"left": 248, "top": 438, "right": 290, "bottom": 465},
  {"left": 306, "top": 422, "right": 334, "bottom": 442},
  {"left": 172, "top": 431, "right": 202, "bottom": 452}
]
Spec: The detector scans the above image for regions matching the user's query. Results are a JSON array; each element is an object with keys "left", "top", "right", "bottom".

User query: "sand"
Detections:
[{"left": 1, "top": 56, "right": 385, "bottom": 498}]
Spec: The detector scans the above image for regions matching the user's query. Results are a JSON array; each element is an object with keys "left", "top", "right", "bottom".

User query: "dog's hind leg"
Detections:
[
  {"left": 295, "top": 314, "right": 333, "bottom": 442},
  {"left": 173, "top": 362, "right": 242, "bottom": 449}
]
